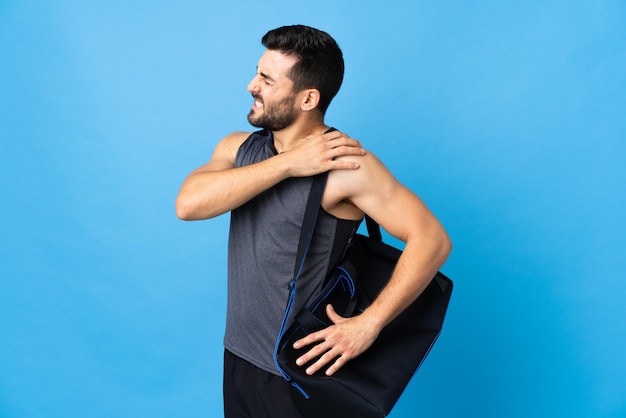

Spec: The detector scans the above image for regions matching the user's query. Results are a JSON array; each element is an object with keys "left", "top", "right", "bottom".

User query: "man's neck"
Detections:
[{"left": 271, "top": 120, "right": 329, "bottom": 154}]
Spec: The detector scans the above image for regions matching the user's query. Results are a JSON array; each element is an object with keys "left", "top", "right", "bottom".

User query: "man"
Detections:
[{"left": 177, "top": 25, "right": 451, "bottom": 417}]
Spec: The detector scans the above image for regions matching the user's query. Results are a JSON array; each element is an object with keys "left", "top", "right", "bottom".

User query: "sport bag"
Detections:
[{"left": 274, "top": 173, "right": 453, "bottom": 417}]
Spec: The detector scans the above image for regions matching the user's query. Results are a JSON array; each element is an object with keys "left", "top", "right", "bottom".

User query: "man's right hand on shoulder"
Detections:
[{"left": 278, "top": 130, "right": 365, "bottom": 177}]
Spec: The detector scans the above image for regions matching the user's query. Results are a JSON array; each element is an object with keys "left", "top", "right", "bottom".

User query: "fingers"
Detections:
[
  {"left": 283, "top": 131, "right": 365, "bottom": 176},
  {"left": 324, "top": 356, "right": 346, "bottom": 376},
  {"left": 331, "top": 158, "right": 361, "bottom": 170},
  {"left": 309, "top": 349, "right": 345, "bottom": 376},
  {"left": 324, "top": 131, "right": 363, "bottom": 152},
  {"left": 333, "top": 145, "right": 366, "bottom": 158},
  {"left": 323, "top": 132, "right": 365, "bottom": 169},
  {"left": 293, "top": 330, "right": 335, "bottom": 375},
  {"left": 293, "top": 306, "right": 353, "bottom": 376},
  {"left": 294, "top": 338, "right": 348, "bottom": 376},
  {"left": 313, "top": 133, "right": 366, "bottom": 170},
  {"left": 326, "top": 303, "right": 343, "bottom": 324},
  {"left": 292, "top": 305, "right": 343, "bottom": 351}
]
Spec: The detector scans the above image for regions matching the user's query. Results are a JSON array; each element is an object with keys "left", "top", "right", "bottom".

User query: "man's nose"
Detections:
[{"left": 247, "top": 76, "right": 261, "bottom": 94}]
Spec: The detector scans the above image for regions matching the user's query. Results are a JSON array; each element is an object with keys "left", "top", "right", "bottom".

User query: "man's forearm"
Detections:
[
  {"left": 176, "top": 155, "right": 290, "bottom": 220},
  {"left": 360, "top": 231, "right": 452, "bottom": 331}
]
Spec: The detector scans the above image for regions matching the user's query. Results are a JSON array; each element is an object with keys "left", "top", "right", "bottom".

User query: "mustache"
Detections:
[{"left": 252, "top": 94, "right": 264, "bottom": 104}]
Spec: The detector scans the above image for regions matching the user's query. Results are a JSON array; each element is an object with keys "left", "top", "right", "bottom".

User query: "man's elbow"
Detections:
[
  {"left": 441, "top": 234, "right": 453, "bottom": 258},
  {"left": 438, "top": 229, "right": 453, "bottom": 263},
  {"left": 176, "top": 194, "right": 220, "bottom": 221},
  {"left": 175, "top": 195, "right": 196, "bottom": 221},
  {"left": 423, "top": 223, "right": 452, "bottom": 265}
]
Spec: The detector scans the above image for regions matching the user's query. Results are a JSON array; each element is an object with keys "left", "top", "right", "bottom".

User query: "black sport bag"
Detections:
[{"left": 274, "top": 174, "right": 453, "bottom": 418}]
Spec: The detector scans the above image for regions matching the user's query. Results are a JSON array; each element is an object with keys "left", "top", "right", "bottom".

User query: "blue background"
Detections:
[{"left": 1, "top": 1, "right": 625, "bottom": 417}]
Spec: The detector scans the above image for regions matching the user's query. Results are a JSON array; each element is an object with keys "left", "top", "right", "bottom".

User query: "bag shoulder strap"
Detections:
[
  {"left": 290, "top": 173, "right": 387, "bottom": 293},
  {"left": 273, "top": 172, "right": 328, "bottom": 379},
  {"left": 364, "top": 214, "right": 382, "bottom": 241},
  {"left": 291, "top": 172, "right": 328, "bottom": 286}
]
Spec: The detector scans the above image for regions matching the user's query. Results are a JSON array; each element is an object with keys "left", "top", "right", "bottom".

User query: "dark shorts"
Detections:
[{"left": 223, "top": 349, "right": 304, "bottom": 418}]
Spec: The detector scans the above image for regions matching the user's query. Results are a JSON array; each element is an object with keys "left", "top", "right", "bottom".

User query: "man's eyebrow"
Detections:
[{"left": 257, "top": 67, "right": 276, "bottom": 82}]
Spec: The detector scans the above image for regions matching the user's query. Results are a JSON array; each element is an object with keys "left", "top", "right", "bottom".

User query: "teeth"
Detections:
[{"left": 255, "top": 100, "right": 263, "bottom": 109}]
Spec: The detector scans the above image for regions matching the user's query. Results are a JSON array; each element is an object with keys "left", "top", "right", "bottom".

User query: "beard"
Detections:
[{"left": 247, "top": 93, "right": 298, "bottom": 131}]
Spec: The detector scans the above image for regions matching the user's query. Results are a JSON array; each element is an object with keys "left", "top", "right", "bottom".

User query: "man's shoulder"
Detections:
[
  {"left": 222, "top": 130, "right": 253, "bottom": 143},
  {"left": 216, "top": 131, "right": 254, "bottom": 155},
  {"left": 221, "top": 129, "right": 271, "bottom": 147},
  {"left": 329, "top": 147, "right": 396, "bottom": 196},
  {"left": 335, "top": 147, "right": 387, "bottom": 174}
]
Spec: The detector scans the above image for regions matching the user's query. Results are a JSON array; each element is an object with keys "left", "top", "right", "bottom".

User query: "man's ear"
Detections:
[{"left": 299, "top": 88, "right": 321, "bottom": 111}]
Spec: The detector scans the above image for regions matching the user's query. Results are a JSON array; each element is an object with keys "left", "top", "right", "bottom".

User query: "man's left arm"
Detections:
[{"left": 293, "top": 151, "right": 452, "bottom": 376}]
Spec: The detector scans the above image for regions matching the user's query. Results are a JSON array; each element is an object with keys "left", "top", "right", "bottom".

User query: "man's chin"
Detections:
[
  {"left": 247, "top": 118, "right": 264, "bottom": 129},
  {"left": 247, "top": 112, "right": 262, "bottom": 128}
]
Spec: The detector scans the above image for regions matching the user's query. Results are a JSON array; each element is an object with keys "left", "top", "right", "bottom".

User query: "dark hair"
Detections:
[{"left": 261, "top": 25, "right": 344, "bottom": 115}]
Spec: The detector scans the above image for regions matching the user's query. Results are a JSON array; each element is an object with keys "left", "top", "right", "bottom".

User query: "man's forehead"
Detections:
[{"left": 257, "top": 49, "right": 297, "bottom": 80}]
